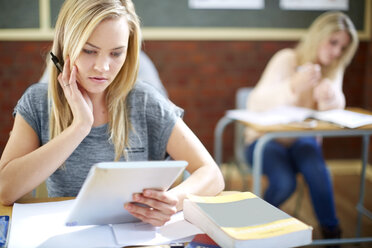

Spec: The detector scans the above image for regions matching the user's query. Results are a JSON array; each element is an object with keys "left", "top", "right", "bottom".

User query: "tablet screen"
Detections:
[{"left": 65, "top": 160, "right": 187, "bottom": 226}]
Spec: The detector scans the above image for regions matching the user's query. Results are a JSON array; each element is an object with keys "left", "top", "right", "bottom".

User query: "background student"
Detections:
[
  {"left": 0, "top": 0, "right": 224, "bottom": 227},
  {"left": 244, "top": 11, "right": 358, "bottom": 240}
]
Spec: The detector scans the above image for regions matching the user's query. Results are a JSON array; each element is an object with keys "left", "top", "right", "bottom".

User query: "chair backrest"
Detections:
[{"left": 234, "top": 87, "right": 253, "bottom": 166}]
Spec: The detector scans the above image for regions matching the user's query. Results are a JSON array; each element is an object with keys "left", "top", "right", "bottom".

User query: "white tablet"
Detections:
[{"left": 65, "top": 160, "right": 187, "bottom": 226}]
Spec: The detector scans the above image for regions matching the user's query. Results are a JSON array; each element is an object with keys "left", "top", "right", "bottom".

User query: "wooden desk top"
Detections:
[{"left": 241, "top": 107, "right": 372, "bottom": 133}]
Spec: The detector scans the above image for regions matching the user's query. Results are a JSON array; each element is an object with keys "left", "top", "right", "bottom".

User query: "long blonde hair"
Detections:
[
  {"left": 49, "top": 0, "right": 141, "bottom": 161},
  {"left": 295, "top": 11, "right": 358, "bottom": 78}
]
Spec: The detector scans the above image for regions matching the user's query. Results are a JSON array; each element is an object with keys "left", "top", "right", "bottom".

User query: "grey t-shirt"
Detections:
[{"left": 14, "top": 81, "right": 183, "bottom": 197}]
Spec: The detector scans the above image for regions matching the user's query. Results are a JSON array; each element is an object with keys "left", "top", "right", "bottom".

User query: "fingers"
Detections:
[
  {"left": 314, "top": 81, "right": 334, "bottom": 102},
  {"left": 68, "top": 66, "right": 78, "bottom": 92},
  {"left": 124, "top": 190, "right": 179, "bottom": 226},
  {"left": 299, "top": 63, "right": 321, "bottom": 77},
  {"left": 136, "top": 191, "right": 178, "bottom": 214},
  {"left": 307, "top": 64, "right": 321, "bottom": 84},
  {"left": 313, "top": 64, "right": 321, "bottom": 72},
  {"left": 145, "top": 190, "right": 178, "bottom": 207},
  {"left": 57, "top": 58, "right": 81, "bottom": 103},
  {"left": 313, "top": 65, "right": 322, "bottom": 82},
  {"left": 124, "top": 203, "right": 171, "bottom": 226},
  {"left": 295, "top": 63, "right": 322, "bottom": 93},
  {"left": 322, "top": 87, "right": 334, "bottom": 100},
  {"left": 57, "top": 57, "right": 69, "bottom": 88},
  {"left": 57, "top": 57, "right": 77, "bottom": 91}
]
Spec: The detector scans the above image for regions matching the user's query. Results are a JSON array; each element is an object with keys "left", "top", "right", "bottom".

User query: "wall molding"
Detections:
[{"left": 0, "top": 0, "right": 370, "bottom": 41}]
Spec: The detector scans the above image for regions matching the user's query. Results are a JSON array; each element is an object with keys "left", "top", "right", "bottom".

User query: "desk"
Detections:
[
  {"left": 1, "top": 192, "right": 241, "bottom": 248},
  {"left": 1, "top": 197, "right": 183, "bottom": 248},
  {"left": 214, "top": 107, "right": 372, "bottom": 246}
]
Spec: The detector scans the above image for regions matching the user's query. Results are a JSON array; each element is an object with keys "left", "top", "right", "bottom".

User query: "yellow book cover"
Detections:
[{"left": 184, "top": 192, "right": 312, "bottom": 248}]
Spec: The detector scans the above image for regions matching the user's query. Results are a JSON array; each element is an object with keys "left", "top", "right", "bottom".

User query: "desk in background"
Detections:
[{"left": 214, "top": 107, "right": 372, "bottom": 246}]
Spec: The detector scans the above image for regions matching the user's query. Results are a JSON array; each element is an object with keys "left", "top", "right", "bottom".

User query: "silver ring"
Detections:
[{"left": 64, "top": 83, "right": 71, "bottom": 87}]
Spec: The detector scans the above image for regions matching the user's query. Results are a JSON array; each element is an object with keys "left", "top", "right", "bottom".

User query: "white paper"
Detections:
[
  {"left": 189, "top": 0, "right": 264, "bottom": 9},
  {"left": 226, "top": 106, "right": 313, "bottom": 126},
  {"left": 227, "top": 106, "right": 372, "bottom": 129},
  {"left": 313, "top": 109, "right": 372, "bottom": 129},
  {"left": 9, "top": 200, "right": 202, "bottom": 248},
  {"left": 9, "top": 200, "right": 117, "bottom": 248},
  {"left": 280, "top": 0, "right": 348, "bottom": 10},
  {"left": 112, "top": 211, "right": 203, "bottom": 246}
]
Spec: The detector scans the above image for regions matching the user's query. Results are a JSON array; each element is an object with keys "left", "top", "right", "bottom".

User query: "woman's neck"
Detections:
[{"left": 89, "top": 92, "right": 108, "bottom": 127}]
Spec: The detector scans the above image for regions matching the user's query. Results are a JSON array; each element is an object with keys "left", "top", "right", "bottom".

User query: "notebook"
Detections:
[{"left": 65, "top": 160, "right": 187, "bottom": 226}]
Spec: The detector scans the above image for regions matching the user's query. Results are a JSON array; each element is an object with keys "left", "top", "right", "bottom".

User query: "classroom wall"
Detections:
[{"left": 0, "top": 39, "right": 371, "bottom": 162}]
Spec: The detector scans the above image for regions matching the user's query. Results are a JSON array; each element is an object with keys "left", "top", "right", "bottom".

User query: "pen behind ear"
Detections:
[{"left": 50, "top": 52, "right": 63, "bottom": 73}]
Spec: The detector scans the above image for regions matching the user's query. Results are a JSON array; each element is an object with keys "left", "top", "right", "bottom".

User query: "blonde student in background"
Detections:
[
  {"left": 244, "top": 11, "right": 358, "bottom": 242},
  {"left": 0, "top": 0, "right": 224, "bottom": 226}
]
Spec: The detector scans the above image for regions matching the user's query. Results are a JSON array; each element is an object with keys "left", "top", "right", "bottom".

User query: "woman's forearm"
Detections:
[
  {"left": 0, "top": 124, "right": 89, "bottom": 205},
  {"left": 169, "top": 164, "right": 224, "bottom": 211}
]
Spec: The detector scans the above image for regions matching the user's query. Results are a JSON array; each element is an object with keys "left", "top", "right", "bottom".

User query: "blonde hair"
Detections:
[
  {"left": 295, "top": 11, "right": 358, "bottom": 78},
  {"left": 49, "top": 0, "right": 141, "bottom": 161}
]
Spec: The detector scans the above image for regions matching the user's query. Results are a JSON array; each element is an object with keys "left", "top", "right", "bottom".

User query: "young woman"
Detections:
[
  {"left": 244, "top": 11, "right": 358, "bottom": 239},
  {"left": 0, "top": 0, "right": 224, "bottom": 227}
]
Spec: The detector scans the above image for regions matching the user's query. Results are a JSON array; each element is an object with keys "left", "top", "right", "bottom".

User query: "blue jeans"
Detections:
[{"left": 245, "top": 137, "right": 339, "bottom": 228}]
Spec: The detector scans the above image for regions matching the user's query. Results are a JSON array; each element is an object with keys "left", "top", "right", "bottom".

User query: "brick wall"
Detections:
[
  {"left": 366, "top": 37, "right": 372, "bottom": 108},
  {"left": 0, "top": 40, "right": 371, "bottom": 162},
  {"left": 0, "top": 41, "right": 51, "bottom": 153},
  {"left": 143, "top": 40, "right": 372, "bottom": 162}
]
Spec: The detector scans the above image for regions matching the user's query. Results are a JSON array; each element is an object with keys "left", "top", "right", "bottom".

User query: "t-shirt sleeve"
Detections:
[
  {"left": 128, "top": 81, "right": 184, "bottom": 160},
  {"left": 147, "top": 95, "right": 183, "bottom": 155},
  {"left": 13, "top": 83, "right": 48, "bottom": 140},
  {"left": 145, "top": 87, "right": 183, "bottom": 160}
]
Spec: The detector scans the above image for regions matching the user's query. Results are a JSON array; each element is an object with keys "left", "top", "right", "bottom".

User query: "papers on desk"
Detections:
[
  {"left": 8, "top": 200, "right": 202, "bottom": 248},
  {"left": 112, "top": 211, "right": 202, "bottom": 246},
  {"left": 313, "top": 109, "right": 372, "bottom": 129},
  {"left": 227, "top": 106, "right": 313, "bottom": 126},
  {"left": 227, "top": 106, "right": 372, "bottom": 128}
]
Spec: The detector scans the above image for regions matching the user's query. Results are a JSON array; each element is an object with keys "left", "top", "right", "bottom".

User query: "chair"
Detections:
[
  {"left": 233, "top": 87, "right": 253, "bottom": 190},
  {"left": 233, "top": 87, "right": 304, "bottom": 216}
]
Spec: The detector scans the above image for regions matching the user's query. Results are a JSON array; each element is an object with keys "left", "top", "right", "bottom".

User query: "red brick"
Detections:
[{"left": 1, "top": 40, "right": 372, "bottom": 161}]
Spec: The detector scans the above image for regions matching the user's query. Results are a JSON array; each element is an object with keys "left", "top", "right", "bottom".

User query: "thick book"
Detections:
[
  {"left": 183, "top": 192, "right": 312, "bottom": 248},
  {"left": 226, "top": 106, "right": 372, "bottom": 128},
  {"left": 185, "top": 234, "right": 220, "bottom": 248}
]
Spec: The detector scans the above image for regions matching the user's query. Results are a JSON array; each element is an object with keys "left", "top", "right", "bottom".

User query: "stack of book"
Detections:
[
  {"left": 185, "top": 234, "right": 220, "bottom": 248},
  {"left": 183, "top": 192, "right": 312, "bottom": 248}
]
